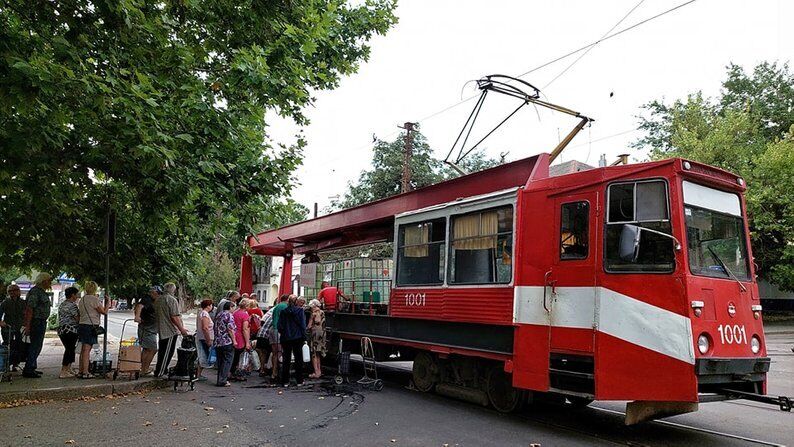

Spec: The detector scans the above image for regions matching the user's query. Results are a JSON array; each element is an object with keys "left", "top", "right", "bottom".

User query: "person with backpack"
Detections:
[{"left": 277, "top": 295, "right": 307, "bottom": 387}]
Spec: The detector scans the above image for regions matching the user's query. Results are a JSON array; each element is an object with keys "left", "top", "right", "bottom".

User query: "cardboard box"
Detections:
[{"left": 118, "top": 345, "right": 142, "bottom": 371}]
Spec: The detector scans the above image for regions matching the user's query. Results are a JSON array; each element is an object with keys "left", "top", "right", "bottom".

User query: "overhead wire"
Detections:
[
  {"left": 415, "top": 0, "right": 696, "bottom": 128},
  {"left": 316, "top": 0, "right": 697, "bottom": 167},
  {"left": 541, "top": 0, "right": 646, "bottom": 90}
]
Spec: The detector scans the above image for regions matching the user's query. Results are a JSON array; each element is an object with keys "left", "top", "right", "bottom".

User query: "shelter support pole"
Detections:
[
  {"left": 239, "top": 254, "right": 253, "bottom": 295},
  {"left": 278, "top": 253, "right": 294, "bottom": 296}
]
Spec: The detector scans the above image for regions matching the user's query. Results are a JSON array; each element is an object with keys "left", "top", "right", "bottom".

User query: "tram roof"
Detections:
[{"left": 248, "top": 153, "right": 550, "bottom": 256}]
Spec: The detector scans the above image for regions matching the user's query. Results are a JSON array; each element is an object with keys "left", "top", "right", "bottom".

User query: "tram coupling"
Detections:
[{"left": 719, "top": 388, "right": 794, "bottom": 412}]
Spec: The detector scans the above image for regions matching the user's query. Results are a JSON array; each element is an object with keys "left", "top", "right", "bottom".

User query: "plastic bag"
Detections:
[
  {"left": 208, "top": 346, "right": 217, "bottom": 365},
  {"left": 250, "top": 349, "right": 260, "bottom": 371},
  {"left": 238, "top": 350, "right": 250, "bottom": 371}
]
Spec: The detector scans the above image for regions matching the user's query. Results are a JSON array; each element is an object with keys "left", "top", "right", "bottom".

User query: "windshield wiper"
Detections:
[{"left": 707, "top": 245, "right": 747, "bottom": 292}]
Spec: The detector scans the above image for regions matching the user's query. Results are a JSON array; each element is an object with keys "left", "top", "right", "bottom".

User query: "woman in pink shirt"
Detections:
[{"left": 230, "top": 299, "right": 252, "bottom": 381}]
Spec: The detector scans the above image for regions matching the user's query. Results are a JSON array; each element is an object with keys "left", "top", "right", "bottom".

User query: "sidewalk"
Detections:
[{"left": 1, "top": 334, "right": 165, "bottom": 405}]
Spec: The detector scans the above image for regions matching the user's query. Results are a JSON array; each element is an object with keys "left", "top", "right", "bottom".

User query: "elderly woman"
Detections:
[
  {"left": 213, "top": 301, "right": 237, "bottom": 387},
  {"left": 22, "top": 272, "right": 52, "bottom": 378},
  {"left": 57, "top": 287, "right": 81, "bottom": 378},
  {"left": 230, "top": 298, "right": 253, "bottom": 381},
  {"left": 195, "top": 299, "right": 214, "bottom": 381},
  {"left": 78, "top": 281, "right": 109, "bottom": 379},
  {"left": 307, "top": 299, "right": 327, "bottom": 379}
]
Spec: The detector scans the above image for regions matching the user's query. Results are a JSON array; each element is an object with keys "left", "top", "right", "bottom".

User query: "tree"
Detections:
[
  {"left": 186, "top": 249, "right": 237, "bottom": 304},
  {"left": 335, "top": 130, "right": 502, "bottom": 209},
  {"left": 634, "top": 62, "right": 794, "bottom": 290},
  {"left": 0, "top": 1, "right": 397, "bottom": 293}
]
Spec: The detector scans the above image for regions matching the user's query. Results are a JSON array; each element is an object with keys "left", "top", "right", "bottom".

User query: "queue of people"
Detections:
[
  {"left": 201, "top": 291, "right": 328, "bottom": 388},
  {"left": 1, "top": 275, "right": 331, "bottom": 387}
]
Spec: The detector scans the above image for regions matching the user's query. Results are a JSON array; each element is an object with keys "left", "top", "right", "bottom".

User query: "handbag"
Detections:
[{"left": 81, "top": 297, "right": 106, "bottom": 336}]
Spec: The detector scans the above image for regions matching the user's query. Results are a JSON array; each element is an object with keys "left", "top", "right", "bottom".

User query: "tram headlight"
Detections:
[
  {"left": 750, "top": 336, "right": 761, "bottom": 354},
  {"left": 697, "top": 334, "right": 711, "bottom": 355}
]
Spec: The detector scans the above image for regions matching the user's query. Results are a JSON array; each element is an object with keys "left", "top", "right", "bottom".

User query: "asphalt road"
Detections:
[
  {"left": 104, "top": 309, "right": 197, "bottom": 342},
  {"left": 3, "top": 316, "right": 791, "bottom": 447}
]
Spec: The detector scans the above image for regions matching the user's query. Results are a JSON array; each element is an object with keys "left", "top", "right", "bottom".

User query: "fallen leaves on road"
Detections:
[
  {"left": 203, "top": 406, "right": 215, "bottom": 411},
  {"left": 65, "top": 441, "right": 75, "bottom": 445},
  {"left": 143, "top": 421, "right": 152, "bottom": 426},
  {"left": 216, "top": 430, "right": 223, "bottom": 434},
  {"left": 0, "top": 398, "right": 53, "bottom": 409},
  {"left": 222, "top": 424, "right": 229, "bottom": 428}
]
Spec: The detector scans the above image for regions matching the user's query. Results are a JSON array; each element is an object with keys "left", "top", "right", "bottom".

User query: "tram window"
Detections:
[
  {"left": 448, "top": 206, "right": 513, "bottom": 285},
  {"left": 396, "top": 218, "right": 446, "bottom": 286},
  {"left": 560, "top": 201, "right": 589, "bottom": 260},
  {"left": 605, "top": 180, "right": 675, "bottom": 273}
]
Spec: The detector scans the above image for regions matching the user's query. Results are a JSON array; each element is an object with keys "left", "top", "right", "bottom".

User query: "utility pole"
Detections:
[{"left": 399, "top": 122, "right": 417, "bottom": 193}]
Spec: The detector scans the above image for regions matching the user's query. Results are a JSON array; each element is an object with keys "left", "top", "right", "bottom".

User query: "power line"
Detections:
[
  {"left": 515, "top": 0, "right": 696, "bottom": 79},
  {"left": 542, "top": 0, "right": 645, "bottom": 89},
  {"left": 415, "top": 0, "right": 697, "bottom": 128},
  {"left": 569, "top": 128, "right": 639, "bottom": 149},
  {"left": 317, "top": 1, "right": 696, "bottom": 166}
]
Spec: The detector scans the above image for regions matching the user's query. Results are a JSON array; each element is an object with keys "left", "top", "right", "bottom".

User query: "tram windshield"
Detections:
[{"left": 682, "top": 181, "right": 751, "bottom": 281}]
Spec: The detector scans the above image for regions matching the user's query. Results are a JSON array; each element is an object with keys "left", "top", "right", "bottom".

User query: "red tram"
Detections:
[{"left": 240, "top": 153, "right": 786, "bottom": 423}]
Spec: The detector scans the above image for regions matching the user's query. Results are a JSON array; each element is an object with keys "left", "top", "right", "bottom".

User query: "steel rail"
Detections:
[{"left": 591, "top": 406, "right": 787, "bottom": 447}]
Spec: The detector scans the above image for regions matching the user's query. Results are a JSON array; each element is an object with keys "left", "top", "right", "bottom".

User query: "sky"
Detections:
[{"left": 267, "top": 0, "right": 793, "bottom": 214}]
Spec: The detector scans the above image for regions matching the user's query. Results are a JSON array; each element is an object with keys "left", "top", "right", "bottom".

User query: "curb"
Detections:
[{"left": 0, "top": 378, "right": 168, "bottom": 405}]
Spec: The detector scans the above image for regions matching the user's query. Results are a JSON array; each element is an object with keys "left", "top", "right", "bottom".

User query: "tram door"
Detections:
[{"left": 546, "top": 192, "right": 598, "bottom": 393}]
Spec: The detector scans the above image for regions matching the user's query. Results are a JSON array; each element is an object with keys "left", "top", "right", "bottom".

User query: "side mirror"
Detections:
[{"left": 619, "top": 224, "right": 641, "bottom": 262}]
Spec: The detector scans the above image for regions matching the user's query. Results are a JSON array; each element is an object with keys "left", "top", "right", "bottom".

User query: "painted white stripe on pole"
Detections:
[{"left": 513, "top": 286, "right": 695, "bottom": 364}]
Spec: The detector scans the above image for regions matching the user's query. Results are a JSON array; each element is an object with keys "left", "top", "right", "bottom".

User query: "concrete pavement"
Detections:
[{"left": 0, "top": 308, "right": 198, "bottom": 405}]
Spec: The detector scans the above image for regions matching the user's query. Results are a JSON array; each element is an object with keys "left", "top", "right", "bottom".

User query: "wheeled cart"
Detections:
[{"left": 113, "top": 319, "right": 141, "bottom": 380}]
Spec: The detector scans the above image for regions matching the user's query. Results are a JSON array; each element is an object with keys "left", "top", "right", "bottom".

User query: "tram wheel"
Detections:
[
  {"left": 412, "top": 352, "right": 438, "bottom": 392},
  {"left": 485, "top": 367, "right": 523, "bottom": 413}
]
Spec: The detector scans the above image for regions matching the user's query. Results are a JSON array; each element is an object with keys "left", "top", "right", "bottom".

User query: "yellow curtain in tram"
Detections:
[
  {"left": 453, "top": 211, "right": 497, "bottom": 250},
  {"left": 404, "top": 224, "right": 429, "bottom": 257}
]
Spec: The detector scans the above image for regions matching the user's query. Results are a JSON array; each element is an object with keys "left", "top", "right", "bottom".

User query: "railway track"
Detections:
[{"left": 363, "top": 359, "right": 788, "bottom": 447}]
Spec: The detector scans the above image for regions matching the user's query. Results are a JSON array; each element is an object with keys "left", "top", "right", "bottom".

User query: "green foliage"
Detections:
[
  {"left": 47, "top": 312, "right": 58, "bottom": 331},
  {"left": 186, "top": 249, "right": 238, "bottom": 304},
  {"left": 335, "top": 130, "right": 502, "bottom": 209},
  {"left": 634, "top": 62, "right": 794, "bottom": 290},
  {"left": 0, "top": 0, "right": 396, "bottom": 293}
]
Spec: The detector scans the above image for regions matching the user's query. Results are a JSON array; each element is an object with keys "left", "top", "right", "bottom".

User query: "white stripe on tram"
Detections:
[{"left": 513, "top": 286, "right": 695, "bottom": 365}]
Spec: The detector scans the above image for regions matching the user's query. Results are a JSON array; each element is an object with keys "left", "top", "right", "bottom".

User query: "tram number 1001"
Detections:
[
  {"left": 717, "top": 324, "right": 747, "bottom": 345},
  {"left": 405, "top": 293, "right": 426, "bottom": 307}
]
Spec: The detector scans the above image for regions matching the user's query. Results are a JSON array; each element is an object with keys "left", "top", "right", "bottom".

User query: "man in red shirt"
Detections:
[{"left": 317, "top": 281, "right": 347, "bottom": 312}]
